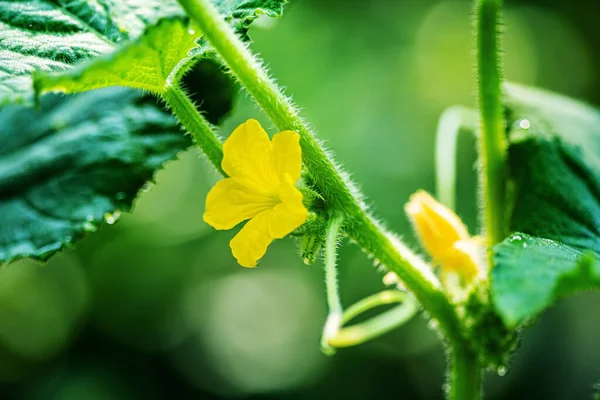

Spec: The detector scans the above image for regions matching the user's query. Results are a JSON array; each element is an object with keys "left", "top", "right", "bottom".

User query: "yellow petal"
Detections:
[
  {"left": 404, "top": 190, "right": 469, "bottom": 262},
  {"left": 204, "top": 178, "right": 278, "bottom": 230},
  {"left": 230, "top": 210, "right": 274, "bottom": 268},
  {"left": 441, "top": 239, "right": 481, "bottom": 278},
  {"left": 222, "top": 119, "right": 277, "bottom": 186},
  {"left": 268, "top": 202, "right": 308, "bottom": 239},
  {"left": 272, "top": 130, "right": 302, "bottom": 182},
  {"left": 268, "top": 180, "right": 308, "bottom": 238}
]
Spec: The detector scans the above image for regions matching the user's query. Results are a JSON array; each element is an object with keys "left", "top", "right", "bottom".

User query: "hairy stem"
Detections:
[
  {"left": 476, "top": 0, "right": 507, "bottom": 250},
  {"left": 321, "top": 214, "right": 344, "bottom": 355},
  {"left": 163, "top": 85, "right": 225, "bottom": 175},
  {"left": 177, "top": 0, "right": 465, "bottom": 346},
  {"left": 177, "top": 0, "right": 465, "bottom": 347},
  {"left": 447, "top": 348, "right": 482, "bottom": 400}
]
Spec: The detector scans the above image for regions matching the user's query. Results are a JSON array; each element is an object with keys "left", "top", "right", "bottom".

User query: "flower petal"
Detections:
[
  {"left": 272, "top": 130, "right": 302, "bottom": 182},
  {"left": 442, "top": 239, "right": 482, "bottom": 278},
  {"left": 268, "top": 185, "right": 308, "bottom": 239},
  {"left": 204, "top": 178, "right": 277, "bottom": 230},
  {"left": 222, "top": 119, "right": 277, "bottom": 186},
  {"left": 404, "top": 190, "right": 469, "bottom": 262},
  {"left": 230, "top": 210, "right": 274, "bottom": 268}
]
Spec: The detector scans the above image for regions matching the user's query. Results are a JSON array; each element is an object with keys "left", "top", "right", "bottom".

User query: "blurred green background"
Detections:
[{"left": 1, "top": 0, "right": 600, "bottom": 398}]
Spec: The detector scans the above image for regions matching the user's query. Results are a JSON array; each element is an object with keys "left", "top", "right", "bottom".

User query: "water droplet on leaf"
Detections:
[
  {"left": 518, "top": 119, "right": 531, "bottom": 129},
  {"left": 509, "top": 234, "right": 524, "bottom": 246},
  {"left": 82, "top": 221, "right": 97, "bottom": 232},
  {"left": 497, "top": 366, "right": 507, "bottom": 376},
  {"left": 104, "top": 210, "right": 121, "bottom": 225}
]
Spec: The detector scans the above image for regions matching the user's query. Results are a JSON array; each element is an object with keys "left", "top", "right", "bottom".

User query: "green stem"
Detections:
[
  {"left": 178, "top": 0, "right": 358, "bottom": 211},
  {"left": 320, "top": 214, "right": 344, "bottom": 355},
  {"left": 476, "top": 0, "right": 507, "bottom": 249},
  {"left": 177, "top": 0, "right": 464, "bottom": 347},
  {"left": 162, "top": 85, "right": 225, "bottom": 175},
  {"left": 447, "top": 348, "right": 482, "bottom": 400}
]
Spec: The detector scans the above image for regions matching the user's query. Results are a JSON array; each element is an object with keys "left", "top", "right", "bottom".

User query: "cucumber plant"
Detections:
[{"left": 1, "top": 1, "right": 599, "bottom": 398}]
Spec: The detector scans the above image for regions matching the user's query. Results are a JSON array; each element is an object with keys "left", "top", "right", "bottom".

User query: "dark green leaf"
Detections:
[
  {"left": 490, "top": 84, "right": 600, "bottom": 327},
  {"left": 0, "top": 0, "right": 286, "bottom": 262},
  {"left": 507, "top": 134, "right": 600, "bottom": 253},
  {"left": 504, "top": 84, "right": 600, "bottom": 254},
  {"left": 0, "top": 88, "right": 190, "bottom": 262},
  {"left": 504, "top": 83, "right": 600, "bottom": 174}
]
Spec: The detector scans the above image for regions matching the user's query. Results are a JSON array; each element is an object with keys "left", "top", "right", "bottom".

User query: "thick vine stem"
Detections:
[
  {"left": 448, "top": 348, "right": 482, "bottom": 400},
  {"left": 476, "top": 0, "right": 508, "bottom": 250},
  {"left": 177, "top": 0, "right": 465, "bottom": 347},
  {"left": 162, "top": 85, "right": 225, "bottom": 175}
]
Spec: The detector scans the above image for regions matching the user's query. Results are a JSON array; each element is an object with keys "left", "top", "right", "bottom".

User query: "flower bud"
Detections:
[{"left": 405, "top": 190, "right": 480, "bottom": 279}]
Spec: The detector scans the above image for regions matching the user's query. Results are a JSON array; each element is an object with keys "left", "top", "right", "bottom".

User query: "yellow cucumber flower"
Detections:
[
  {"left": 203, "top": 119, "right": 308, "bottom": 268},
  {"left": 404, "top": 190, "right": 480, "bottom": 279}
]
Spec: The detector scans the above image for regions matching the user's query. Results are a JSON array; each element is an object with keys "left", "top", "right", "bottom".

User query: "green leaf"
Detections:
[
  {"left": 504, "top": 83, "right": 600, "bottom": 174},
  {"left": 34, "top": 18, "right": 201, "bottom": 95},
  {"left": 0, "top": 0, "right": 286, "bottom": 262},
  {"left": 0, "top": 88, "right": 190, "bottom": 262},
  {"left": 1, "top": 0, "right": 286, "bottom": 105},
  {"left": 490, "top": 84, "right": 600, "bottom": 327},
  {"left": 503, "top": 84, "right": 600, "bottom": 254},
  {"left": 507, "top": 133, "right": 600, "bottom": 253},
  {"left": 0, "top": 0, "right": 284, "bottom": 106},
  {"left": 491, "top": 234, "right": 600, "bottom": 327},
  {"left": 0, "top": 0, "right": 181, "bottom": 106}
]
